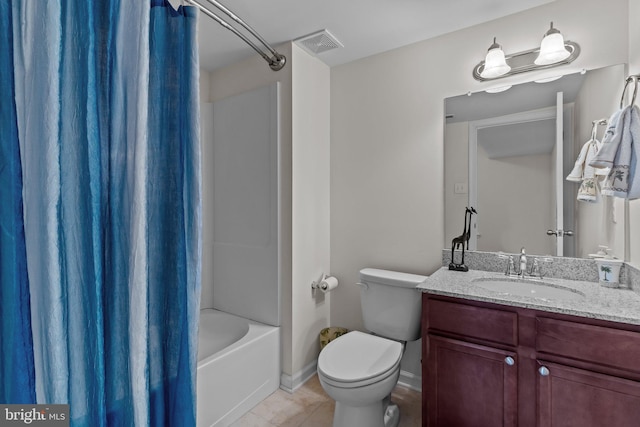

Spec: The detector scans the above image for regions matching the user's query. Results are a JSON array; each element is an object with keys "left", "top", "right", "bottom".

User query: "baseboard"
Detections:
[
  {"left": 397, "top": 369, "right": 422, "bottom": 392},
  {"left": 280, "top": 359, "right": 318, "bottom": 393}
]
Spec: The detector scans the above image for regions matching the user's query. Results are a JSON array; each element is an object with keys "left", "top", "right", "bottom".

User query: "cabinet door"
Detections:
[
  {"left": 537, "top": 361, "right": 640, "bottom": 427},
  {"left": 427, "top": 335, "right": 517, "bottom": 427}
]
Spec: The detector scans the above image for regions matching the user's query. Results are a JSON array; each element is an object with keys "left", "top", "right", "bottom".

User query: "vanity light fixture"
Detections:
[
  {"left": 480, "top": 38, "right": 511, "bottom": 79},
  {"left": 535, "top": 22, "right": 571, "bottom": 65},
  {"left": 473, "top": 22, "right": 579, "bottom": 81}
]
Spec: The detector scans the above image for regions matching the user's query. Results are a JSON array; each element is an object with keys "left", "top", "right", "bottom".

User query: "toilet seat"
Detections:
[{"left": 318, "top": 331, "right": 403, "bottom": 388}]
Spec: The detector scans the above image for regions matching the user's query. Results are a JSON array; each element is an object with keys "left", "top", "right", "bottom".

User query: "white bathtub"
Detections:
[{"left": 196, "top": 309, "right": 280, "bottom": 427}]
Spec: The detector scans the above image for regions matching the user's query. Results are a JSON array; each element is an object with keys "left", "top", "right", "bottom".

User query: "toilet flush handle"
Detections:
[{"left": 356, "top": 282, "right": 369, "bottom": 290}]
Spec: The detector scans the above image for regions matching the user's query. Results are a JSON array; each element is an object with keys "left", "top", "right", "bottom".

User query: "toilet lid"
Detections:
[{"left": 318, "top": 331, "right": 402, "bottom": 383}]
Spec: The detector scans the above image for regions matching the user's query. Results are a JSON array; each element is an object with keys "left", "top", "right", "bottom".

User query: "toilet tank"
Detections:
[{"left": 359, "top": 268, "right": 427, "bottom": 342}]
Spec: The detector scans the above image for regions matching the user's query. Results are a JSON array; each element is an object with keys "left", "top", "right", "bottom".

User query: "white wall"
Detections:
[
  {"left": 290, "top": 44, "right": 331, "bottom": 380},
  {"left": 331, "top": 0, "right": 629, "bottom": 379},
  {"left": 629, "top": 0, "right": 640, "bottom": 268},
  {"left": 444, "top": 122, "right": 469, "bottom": 248},
  {"left": 199, "top": 68, "right": 211, "bottom": 103}
]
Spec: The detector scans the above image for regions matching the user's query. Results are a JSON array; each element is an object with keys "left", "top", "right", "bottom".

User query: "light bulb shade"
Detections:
[
  {"left": 480, "top": 47, "right": 511, "bottom": 78},
  {"left": 535, "top": 32, "right": 571, "bottom": 65}
]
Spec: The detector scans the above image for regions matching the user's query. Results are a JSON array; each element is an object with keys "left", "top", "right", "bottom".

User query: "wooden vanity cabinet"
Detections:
[
  {"left": 422, "top": 293, "right": 640, "bottom": 427},
  {"left": 537, "top": 360, "right": 640, "bottom": 427},
  {"left": 426, "top": 335, "right": 518, "bottom": 426}
]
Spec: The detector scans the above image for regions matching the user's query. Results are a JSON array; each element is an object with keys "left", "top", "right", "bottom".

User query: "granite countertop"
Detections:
[{"left": 418, "top": 267, "right": 640, "bottom": 326}]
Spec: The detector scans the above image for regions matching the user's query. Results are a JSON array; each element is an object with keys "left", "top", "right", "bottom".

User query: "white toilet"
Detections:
[{"left": 317, "top": 268, "right": 427, "bottom": 427}]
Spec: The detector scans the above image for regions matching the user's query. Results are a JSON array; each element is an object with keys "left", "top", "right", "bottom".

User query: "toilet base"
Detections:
[
  {"left": 384, "top": 402, "right": 400, "bottom": 427},
  {"left": 332, "top": 399, "right": 400, "bottom": 427}
]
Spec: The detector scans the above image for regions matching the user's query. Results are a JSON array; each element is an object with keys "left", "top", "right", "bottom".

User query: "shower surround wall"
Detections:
[
  {"left": 202, "top": 42, "right": 331, "bottom": 391},
  {"left": 201, "top": 84, "right": 280, "bottom": 327}
]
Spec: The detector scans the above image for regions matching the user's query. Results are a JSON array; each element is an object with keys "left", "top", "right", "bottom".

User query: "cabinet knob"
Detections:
[
  {"left": 504, "top": 356, "right": 515, "bottom": 366},
  {"left": 539, "top": 366, "right": 550, "bottom": 376}
]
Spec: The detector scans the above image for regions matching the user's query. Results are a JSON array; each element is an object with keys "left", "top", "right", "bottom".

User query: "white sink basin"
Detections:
[{"left": 473, "top": 277, "right": 585, "bottom": 301}]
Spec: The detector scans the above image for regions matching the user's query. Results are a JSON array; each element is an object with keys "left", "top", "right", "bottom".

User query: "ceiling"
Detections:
[{"left": 190, "top": 0, "right": 555, "bottom": 72}]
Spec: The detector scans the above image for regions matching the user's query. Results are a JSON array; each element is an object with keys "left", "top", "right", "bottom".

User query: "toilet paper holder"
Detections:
[
  {"left": 311, "top": 273, "right": 339, "bottom": 294},
  {"left": 311, "top": 273, "right": 328, "bottom": 291}
]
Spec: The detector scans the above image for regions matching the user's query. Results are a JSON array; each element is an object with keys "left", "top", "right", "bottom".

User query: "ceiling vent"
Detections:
[{"left": 294, "top": 29, "right": 343, "bottom": 56}]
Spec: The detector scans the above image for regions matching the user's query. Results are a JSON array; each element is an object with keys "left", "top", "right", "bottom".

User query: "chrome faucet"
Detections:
[
  {"left": 500, "top": 248, "right": 553, "bottom": 279},
  {"left": 528, "top": 256, "right": 553, "bottom": 279}
]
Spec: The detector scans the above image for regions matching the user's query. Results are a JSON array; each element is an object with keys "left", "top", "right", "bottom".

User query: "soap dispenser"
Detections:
[{"left": 594, "top": 249, "right": 623, "bottom": 288}]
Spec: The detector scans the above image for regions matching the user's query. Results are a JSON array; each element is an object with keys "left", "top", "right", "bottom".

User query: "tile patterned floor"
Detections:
[{"left": 231, "top": 374, "right": 422, "bottom": 427}]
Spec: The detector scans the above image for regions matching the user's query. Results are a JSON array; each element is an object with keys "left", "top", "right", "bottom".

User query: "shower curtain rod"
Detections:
[{"left": 186, "top": 0, "right": 286, "bottom": 71}]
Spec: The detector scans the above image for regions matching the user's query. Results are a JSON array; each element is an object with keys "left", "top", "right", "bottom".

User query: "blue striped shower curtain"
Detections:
[
  {"left": 1, "top": 0, "right": 201, "bottom": 425},
  {"left": 0, "top": 0, "right": 36, "bottom": 406}
]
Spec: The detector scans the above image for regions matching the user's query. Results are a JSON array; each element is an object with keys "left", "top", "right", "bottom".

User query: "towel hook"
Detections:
[{"left": 620, "top": 75, "right": 639, "bottom": 109}]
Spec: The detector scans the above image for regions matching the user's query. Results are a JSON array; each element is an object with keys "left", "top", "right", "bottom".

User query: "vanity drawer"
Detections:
[
  {"left": 536, "top": 317, "right": 640, "bottom": 374},
  {"left": 427, "top": 299, "right": 517, "bottom": 346}
]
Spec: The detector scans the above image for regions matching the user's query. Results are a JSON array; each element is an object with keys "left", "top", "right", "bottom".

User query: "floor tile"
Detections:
[
  {"left": 230, "top": 411, "right": 275, "bottom": 427},
  {"left": 250, "top": 390, "right": 311, "bottom": 427},
  {"left": 234, "top": 374, "right": 421, "bottom": 427},
  {"left": 299, "top": 401, "right": 335, "bottom": 427}
]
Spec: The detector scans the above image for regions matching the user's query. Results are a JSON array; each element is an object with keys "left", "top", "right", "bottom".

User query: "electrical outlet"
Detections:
[{"left": 454, "top": 182, "right": 468, "bottom": 194}]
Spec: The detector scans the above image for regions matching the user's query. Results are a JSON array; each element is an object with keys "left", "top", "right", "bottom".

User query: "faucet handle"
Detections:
[
  {"left": 508, "top": 257, "right": 516, "bottom": 276},
  {"left": 529, "top": 256, "right": 553, "bottom": 278},
  {"left": 497, "top": 252, "right": 516, "bottom": 276},
  {"left": 529, "top": 258, "right": 541, "bottom": 277}
]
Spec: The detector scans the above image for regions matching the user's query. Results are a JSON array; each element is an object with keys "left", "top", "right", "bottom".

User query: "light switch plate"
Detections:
[{"left": 454, "top": 182, "right": 468, "bottom": 194}]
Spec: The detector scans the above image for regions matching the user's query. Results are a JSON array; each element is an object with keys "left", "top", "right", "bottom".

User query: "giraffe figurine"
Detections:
[{"left": 449, "top": 207, "right": 477, "bottom": 271}]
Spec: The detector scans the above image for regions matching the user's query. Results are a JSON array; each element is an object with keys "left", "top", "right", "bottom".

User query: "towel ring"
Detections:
[{"left": 620, "top": 75, "right": 638, "bottom": 109}]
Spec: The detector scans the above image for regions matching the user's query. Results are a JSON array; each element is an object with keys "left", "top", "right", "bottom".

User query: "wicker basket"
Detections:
[{"left": 319, "top": 326, "right": 349, "bottom": 350}]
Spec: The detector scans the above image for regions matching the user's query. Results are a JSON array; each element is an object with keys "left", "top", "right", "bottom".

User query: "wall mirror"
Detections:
[{"left": 444, "top": 64, "right": 627, "bottom": 259}]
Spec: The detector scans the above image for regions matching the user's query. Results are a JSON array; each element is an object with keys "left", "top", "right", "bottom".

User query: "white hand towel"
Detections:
[
  {"left": 598, "top": 105, "right": 640, "bottom": 199},
  {"left": 590, "top": 108, "right": 626, "bottom": 169},
  {"left": 566, "top": 140, "right": 591, "bottom": 182},
  {"left": 594, "top": 139, "right": 610, "bottom": 176},
  {"left": 567, "top": 139, "right": 601, "bottom": 182},
  {"left": 577, "top": 177, "right": 597, "bottom": 202},
  {"left": 626, "top": 105, "right": 640, "bottom": 199}
]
